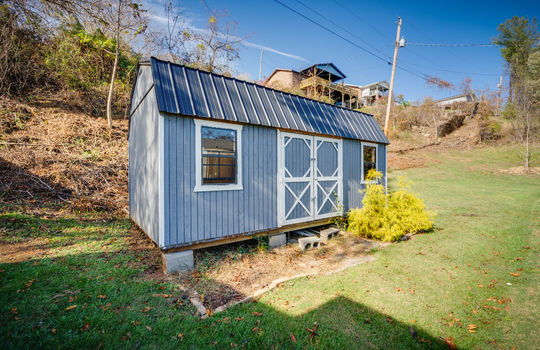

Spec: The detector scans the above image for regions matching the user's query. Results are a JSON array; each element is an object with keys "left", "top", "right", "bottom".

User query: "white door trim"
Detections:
[
  {"left": 313, "top": 136, "right": 343, "bottom": 220},
  {"left": 277, "top": 131, "right": 343, "bottom": 226}
]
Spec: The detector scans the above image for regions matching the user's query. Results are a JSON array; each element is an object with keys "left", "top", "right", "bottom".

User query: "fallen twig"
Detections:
[{"left": 0, "top": 142, "right": 62, "bottom": 147}]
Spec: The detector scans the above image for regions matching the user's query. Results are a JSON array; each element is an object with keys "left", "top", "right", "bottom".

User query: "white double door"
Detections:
[{"left": 277, "top": 131, "right": 343, "bottom": 226}]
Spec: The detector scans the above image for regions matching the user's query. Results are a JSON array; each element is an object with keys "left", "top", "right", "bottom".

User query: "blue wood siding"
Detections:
[
  {"left": 129, "top": 85, "right": 160, "bottom": 243},
  {"left": 162, "top": 116, "right": 278, "bottom": 248},
  {"left": 342, "top": 140, "right": 387, "bottom": 213}
]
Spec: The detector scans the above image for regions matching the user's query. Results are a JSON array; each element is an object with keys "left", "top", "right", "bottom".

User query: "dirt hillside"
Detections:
[{"left": 0, "top": 97, "right": 129, "bottom": 215}]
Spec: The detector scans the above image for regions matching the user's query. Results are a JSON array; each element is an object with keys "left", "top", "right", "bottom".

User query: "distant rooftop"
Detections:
[{"left": 300, "top": 63, "right": 346, "bottom": 82}]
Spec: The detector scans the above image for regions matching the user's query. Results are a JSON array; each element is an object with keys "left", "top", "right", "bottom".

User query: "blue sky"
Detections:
[{"left": 146, "top": 0, "right": 539, "bottom": 102}]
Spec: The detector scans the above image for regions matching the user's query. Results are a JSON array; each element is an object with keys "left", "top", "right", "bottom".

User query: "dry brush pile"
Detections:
[{"left": 0, "top": 97, "right": 129, "bottom": 214}]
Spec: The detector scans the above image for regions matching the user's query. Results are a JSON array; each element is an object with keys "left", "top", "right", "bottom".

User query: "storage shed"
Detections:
[{"left": 129, "top": 57, "right": 389, "bottom": 273}]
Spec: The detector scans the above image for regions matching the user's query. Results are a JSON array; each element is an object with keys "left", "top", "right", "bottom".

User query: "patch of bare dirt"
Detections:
[
  {"left": 172, "top": 232, "right": 384, "bottom": 310},
  {"left": 0, "top": 237, "right": 52, "bottom": 263},
  {"left": 499, "top": 166, "right": 540, "bottom": 176},
  {"left": 388, "top": 117, "right": 482, "bottom": 170}
]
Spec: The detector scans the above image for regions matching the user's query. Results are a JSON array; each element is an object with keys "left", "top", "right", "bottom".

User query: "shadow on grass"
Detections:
[
  {"left": 0, "top": 212, "right": 451, "bottom": 348},
  {"left": 0, "top": 247, "right": 451, "bottom": 349},
  {"left": 0, "top": 212, "right": 130, "bottom": 243}
]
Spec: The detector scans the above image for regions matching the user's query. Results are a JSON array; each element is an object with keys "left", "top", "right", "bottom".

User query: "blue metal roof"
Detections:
[{"left": 149, "top": 57, "right": 389, "bottom": 144}]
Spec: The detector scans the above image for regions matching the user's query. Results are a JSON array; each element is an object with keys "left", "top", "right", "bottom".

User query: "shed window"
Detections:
[
  {"left": 362, "top": 143, "right": 377, "bottom": 182},
  {"left": 194, "top": 119, "right": 243, "bottom": 192},
  {"left": 202, "top": 127, "right": 237, "bottom": 184}
]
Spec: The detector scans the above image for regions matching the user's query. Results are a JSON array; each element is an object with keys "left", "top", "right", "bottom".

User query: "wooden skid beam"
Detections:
[{"left": 161, "top": 218, "right": 336, "bottom": 253}]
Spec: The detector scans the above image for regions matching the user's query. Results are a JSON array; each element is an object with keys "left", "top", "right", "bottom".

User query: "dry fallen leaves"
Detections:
[
  {"left": 97, "top": 294, "right": 107, "bottom": 299},
  {"left": 444, "top": 336, "right": 456, "bottom": 349},
  {"left": 290, "top": 334, "right": 296, "bottom": 343},
  {"left": 152, "top": 293, "right": 169, "bottom": 298},
  {"left": 252, "top": 312, "right": 263, "bottom": 316},
  {"left": 306, "top": 322, "right": 319, "bottom": 338},
  {"left": 510, "top": 272, "right": 520, "bottom": 277},
  {"left": 467, "top": 324, "right": 478, "bottom": 333},
  {"left": 142, "top": 307, "right": 152, "bottom": 313},
  {"left": 65, "top": 305, "right": 77, "bottom": 311}
]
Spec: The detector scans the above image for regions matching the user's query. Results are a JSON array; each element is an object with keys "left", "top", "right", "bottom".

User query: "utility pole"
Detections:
[
  {"left": 384, "top": 17, "right": 404, "bottom": 137},
  {"left": 496, "top": 75, "right": 502, "bottom": 116},
  {"left": 259, "top": 50, "right": 263, "bottom": 82}
]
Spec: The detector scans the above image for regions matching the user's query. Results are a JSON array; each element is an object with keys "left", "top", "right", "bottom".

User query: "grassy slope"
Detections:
[{"left": 0, "top": 145, "right": 538, "bottom": 349}]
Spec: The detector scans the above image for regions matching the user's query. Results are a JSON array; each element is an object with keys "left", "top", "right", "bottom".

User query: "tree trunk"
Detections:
[
  {"left": 524, "top": 109, "right": 530, "bottom": 173},
  {"left": 106, "top": 0, "right": 122, "bottom": 128},
  {"left": 432, "top": 114, "right": 439, "bottom": 140},
  {"left": 508, "top": 72, "right": 513, "bottom": 104}
]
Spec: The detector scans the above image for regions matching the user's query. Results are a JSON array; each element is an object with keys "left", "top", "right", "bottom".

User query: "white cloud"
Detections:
[
  {"left": 242, "top": 41, "right": 308, "bottom": 62},
  {"left": 186, "top": 25, "right": 308, "bottom": 62},
  {"left": 147, "top": 7, "right": 307, "bottom": 63}
]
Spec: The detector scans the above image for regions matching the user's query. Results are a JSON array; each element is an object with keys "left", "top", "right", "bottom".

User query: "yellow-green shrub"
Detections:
[{"left": 348, "top": 170, "right": 434, "bottom": 242}]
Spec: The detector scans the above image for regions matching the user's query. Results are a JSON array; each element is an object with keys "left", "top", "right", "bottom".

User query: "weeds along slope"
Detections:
[{"left": 0, "top": 97, "right": 129, "bottom": 214}]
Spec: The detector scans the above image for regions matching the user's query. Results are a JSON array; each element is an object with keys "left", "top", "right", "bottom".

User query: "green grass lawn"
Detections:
[{"left": 1, "top": 145, "right": 538, "bottom": 349}]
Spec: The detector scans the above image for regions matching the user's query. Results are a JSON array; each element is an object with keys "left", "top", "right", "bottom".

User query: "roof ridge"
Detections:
[
  {"left": 149, "top": 57, "right": 368, "bottom": 115},
  {"left": 147, "top": 56, "right": 389, "bottom": 144}
]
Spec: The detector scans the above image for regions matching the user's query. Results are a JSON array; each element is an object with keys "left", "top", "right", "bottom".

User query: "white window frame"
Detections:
[
  {"left": 361, "top": 142, "right": 378, "bottom": 184},
  {"left": 194, "top": 119, "right": 243, "bottom": 192}
]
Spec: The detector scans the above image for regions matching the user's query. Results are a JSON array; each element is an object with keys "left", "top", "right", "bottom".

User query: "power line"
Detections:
[
  {"left": 403, "top": 62, "right": 499, "bottom": 76},
  {"left": 272, "top": 0, "right": 428, "bottom": 80},
  {"left": 331, "top": 0, "right": 392, "bottom": 42},
  {"left": 407, "top": 42, "right": 496, "bottom": 47},
  {"left": 273, "top": 0, "right": 390, "bottom": 63},
  {"left": 400, "top": 18, "right": 493, "bottom": 72},
  {"left": 333, "top": 2, "right": 499, "bottom": 83},
  {"left": 294, "top": 0, "right": 391, "bottom": 59}
]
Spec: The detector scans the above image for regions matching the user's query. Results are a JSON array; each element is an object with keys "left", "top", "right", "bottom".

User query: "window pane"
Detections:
[
  {"left": 363, "top": 146, "right": 376, "bottom": 180},
  {"left": 201, "top": 126, "right": 237, "bottom": 184}
]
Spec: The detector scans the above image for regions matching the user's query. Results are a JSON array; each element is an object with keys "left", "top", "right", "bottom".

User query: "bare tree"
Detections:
[
  {"left": 425, "top": 76, "right": 454, "bottom": 140},
  {"left": 142, "top": 2, "right": 242, "bottom": 76},
  {"left": 101, "top": 0, "right": 147, "bottom": 128},
  {"left": 503, "top": 51, "right": 540, "bottom": 172},
  {"left": 142, "top": 0, "right": 191, "bottom": 63},
  {"left": 189, "top": 10, "right": 243, "bottom": 75},
  {"left": 460, "top": 77, "right": 473, "bottom": 94},
  {"left": 495, "top": 16, "right": 539, "bottom": 171}
]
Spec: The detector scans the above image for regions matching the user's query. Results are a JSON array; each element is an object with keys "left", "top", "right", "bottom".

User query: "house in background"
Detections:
[
  {"left": 264, "top": 63, "right": 360, "bottom": 109},
  {"left": 129, "top": 57, "right": 389, "bottom": 273},
  {"left": 265, "top": 63, "right": 389, "bottom": 108},
  {"left": 347, "top": 81, "right": 389, "bottom": 106},
  {"left": 435, "top": 92, "right": 476, "bottom": 108}
]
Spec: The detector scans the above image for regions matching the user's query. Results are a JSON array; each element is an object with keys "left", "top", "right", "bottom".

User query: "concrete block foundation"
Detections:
[
  {"left": 163, "top": 250, "right": 194, "bottom": 274},
  {"left": 269, "top": 233, "right": 286, "bottom": 249}
]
